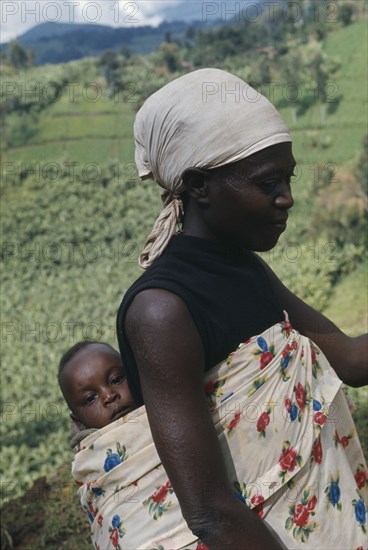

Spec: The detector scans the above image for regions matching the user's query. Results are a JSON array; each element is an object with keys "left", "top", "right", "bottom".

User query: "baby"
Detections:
[{"left": 58, "top": 340, "right": 137, "bottom": 430}]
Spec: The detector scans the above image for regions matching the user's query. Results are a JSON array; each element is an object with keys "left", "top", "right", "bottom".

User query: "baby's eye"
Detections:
[
  {"left": 84, "top": 394, "right": 97, "bottom": 405},
  {"left": 111, "top": 375, "right": 124, "bottom": 385}
]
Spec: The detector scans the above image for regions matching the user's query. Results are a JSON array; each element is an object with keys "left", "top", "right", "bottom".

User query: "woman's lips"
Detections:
[{"left": 269, "top": 221, "right": 287, "bottom": 232}]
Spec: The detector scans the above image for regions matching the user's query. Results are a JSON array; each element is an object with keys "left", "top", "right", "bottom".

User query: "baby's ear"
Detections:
[{"left": 181, "top": 168, "right": 209, "bottom": 201}]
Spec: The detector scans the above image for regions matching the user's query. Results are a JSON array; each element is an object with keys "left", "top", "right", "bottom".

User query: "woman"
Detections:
[{"left": 117, "top": 68, "right": 367, "bottom": 549}]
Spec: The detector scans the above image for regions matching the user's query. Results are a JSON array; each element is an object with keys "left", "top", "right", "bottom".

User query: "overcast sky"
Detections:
[{"left": 0, "top": 0, "right": 187, "bottom": 43}]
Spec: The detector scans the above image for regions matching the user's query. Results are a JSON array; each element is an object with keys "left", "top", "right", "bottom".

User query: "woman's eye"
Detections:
[
  {"left": 85, "top": 394, "right": 97, "bottom": 405},
  {"left": 111, "top": 375, "right": 124, "bottom": 385},
  {"left": 258, "top": 180, "right": 278, "bottom": 192},
  {"left": 288, "top": 171, "right": 297, "bottom": 182}
]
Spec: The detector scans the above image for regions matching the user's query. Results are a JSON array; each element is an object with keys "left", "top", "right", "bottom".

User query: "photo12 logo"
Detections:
[
  {"left": 201, "top": 1, "right": 340, "bottom": 24},
  {"left": 1, "top": 2, "right": 140, "bottom": 25}
]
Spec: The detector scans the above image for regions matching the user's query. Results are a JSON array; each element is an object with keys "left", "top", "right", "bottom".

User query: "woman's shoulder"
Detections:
[{"left": 125, "top": 288, "right": 193, "bottom": 332}]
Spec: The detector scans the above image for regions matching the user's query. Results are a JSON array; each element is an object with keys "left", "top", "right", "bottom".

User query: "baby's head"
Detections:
[{"left": 58, "top": 341, "right": 137, "bottom": 429}]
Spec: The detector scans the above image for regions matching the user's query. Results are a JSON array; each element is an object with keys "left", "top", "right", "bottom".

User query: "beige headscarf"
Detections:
[{"left": 134, "top": 68, "right": 291, "bottom": 268}]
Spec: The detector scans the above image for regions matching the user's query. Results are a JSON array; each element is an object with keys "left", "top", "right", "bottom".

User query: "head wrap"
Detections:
[{"left": 134, "top": 68, "right": 291, "bottom": 268}]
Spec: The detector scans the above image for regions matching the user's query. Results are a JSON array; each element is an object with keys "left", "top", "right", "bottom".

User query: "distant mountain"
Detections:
[
  {"left": 2, "top": 0, "right": 285, "bottom": 65},
  {"left": 2, "top": 19, "right": 216, "bottom": 65}
]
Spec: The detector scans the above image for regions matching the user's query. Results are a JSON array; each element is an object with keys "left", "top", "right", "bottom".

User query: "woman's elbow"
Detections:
[{"left": 183, "top": 504, "right": 222, "bottom": 541}]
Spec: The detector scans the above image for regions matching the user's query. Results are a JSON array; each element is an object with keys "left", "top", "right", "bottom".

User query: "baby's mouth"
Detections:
[{"left": 111, "top": 405, "right": 134, "bottom": 420}]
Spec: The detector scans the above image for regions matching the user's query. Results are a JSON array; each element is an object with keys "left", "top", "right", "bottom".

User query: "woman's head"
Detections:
[
  {"left": 134, "top": 68, "right": 292, "bottom": 266},
  {"left": 182, "top": 142, "right": 295, "bottom": 251}
]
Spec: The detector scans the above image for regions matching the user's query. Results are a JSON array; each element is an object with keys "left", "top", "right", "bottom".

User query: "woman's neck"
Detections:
[{"left": 181, "top": 199, "right": 216, "bottom": 241}]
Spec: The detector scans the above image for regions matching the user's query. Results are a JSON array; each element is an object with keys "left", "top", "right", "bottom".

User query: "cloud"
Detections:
[{"left": 0, "top": 0, "right": 185, "bottom": 43}]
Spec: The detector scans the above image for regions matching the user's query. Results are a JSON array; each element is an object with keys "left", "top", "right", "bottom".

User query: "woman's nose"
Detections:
[{"left": 274, "top": 184, "right": 294, "bottom": 209}]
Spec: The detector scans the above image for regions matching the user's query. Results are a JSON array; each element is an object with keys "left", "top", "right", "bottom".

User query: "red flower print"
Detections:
[
  {"left": 340, "top": 436, "right": 349, "bottom": 448},
  {"left": 251, "top": 494, "right": 265, "bottom": 506},
  {"left": 284, "top": 398, "right": 292, "bottom": 413},
  {"left": 251, "top": 494, "right": 265, "bottom": 518},
  {"left": 279, "top": 447, "right": 298, "bottom": 472},
  {"left": 260, "top": 351, "right": 273, "bottom": 369},
  {"left": 282, "top": 342, "right": 296, "bottom": 358},
  {"left": 205, "top": 380, "right": 215, "bottom": 394},
  {"left": 281, "top": 321, "right": 292, "bottom": 335},
  {"left": 314, "top": 411, "right": 326, "bottom": 425},
  {"left": 354, "top": 468, "right": 368, "bottom": 490},
  {"left": 257, "top": 412, "right": 270, "bottom": 433},
  {"left": 89, "top": 504, "right": 97, "bottom": 518},
  {"left": 311, "top": 345, "right": 316, "bottom": 365},
  {"left": 196, "top": 544, "right": 209, "bottom": 550},
  {"left": 293, "top": 503, "right": 310, "bottom": 527},
  {"left": 152, "top": 481, "right": 172, "bottom": 504},
  {"left": 109, "top": 528, "right": 119, "bottom": 548},
  {"left": 295, "top": 383, "right": 306, "bottom": 410},
  {"left": 356, "top": 547, "right": 364, "bottom": 550},
  {"left": 307, "top": 495, "right": 317, "bottom": 511},
  {"left": 312, "top": 439, "right": 323, "bottom": 464},
  {"left": 228, "top": 411, "right": 241, "bottom": 431},
  {"left": 97, "top": 514, "right": 103, "bottom": 527}
]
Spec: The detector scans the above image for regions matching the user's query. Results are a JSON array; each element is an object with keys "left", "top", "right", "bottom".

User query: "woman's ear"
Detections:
[{"left": 181, "top": 168, "right": 209, "bottom": 203}]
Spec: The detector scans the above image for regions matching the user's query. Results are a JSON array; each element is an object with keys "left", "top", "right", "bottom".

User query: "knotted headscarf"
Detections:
[{"left": 134, "top": 68, "right": 291, "bottom": 268}]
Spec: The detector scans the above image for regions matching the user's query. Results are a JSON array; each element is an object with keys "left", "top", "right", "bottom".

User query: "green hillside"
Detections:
[{"left": 1, "top": 16, "right": 367, "bottom": 549}]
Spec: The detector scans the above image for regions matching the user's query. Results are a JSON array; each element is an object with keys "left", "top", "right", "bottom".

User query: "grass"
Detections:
[{"left": 324, "top": 261, "right": 368, "bottom": 336}]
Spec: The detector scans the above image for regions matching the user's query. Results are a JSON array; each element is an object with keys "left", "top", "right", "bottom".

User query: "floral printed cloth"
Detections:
[{"left": 72, "top": 318, "right": 367, "bottom": 550}]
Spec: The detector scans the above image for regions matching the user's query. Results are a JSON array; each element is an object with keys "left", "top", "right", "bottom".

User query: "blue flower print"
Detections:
[
  {"left": 354, "top": 499, "right": 366, "bottom": 526},
  {"left": 329, "top": 481, "right": 341, "bottom": 507},
  {"left": 88, "top": 511, "right": 94, "bottom": 523},
  {"left": 112, "top": 515, "right": 121, "bottom": 528},
  {"left": 325, "top": 474, "right": 342, "bottom": 511},
  {"left": 282, "top": 353, "right": 291, "bottom": 369},
  {"left": 290, "top": 403, "right": 298, "bottom": 421},
  {"left": 104, "top": 453, "right": 121, "bottom": 472},
  {"left": 91, "top": 486, "right": 104, "bottom": 496},
  {"left": 313, "top": 399, "right": 322, "bottom": 411},
  {"left": 234, "top": 491, "right": 247, "bottom": 504},
  {"left": 257, "top": 336, "right": 268, "bottom": 351}
]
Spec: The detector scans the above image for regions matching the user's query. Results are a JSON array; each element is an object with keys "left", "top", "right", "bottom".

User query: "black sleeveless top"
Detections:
[{"left": 116, "top": 234, "right": 284, "bottom": 405}]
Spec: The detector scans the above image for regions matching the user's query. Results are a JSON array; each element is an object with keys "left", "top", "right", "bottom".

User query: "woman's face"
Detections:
[{"left": 203, "top": 142, "right": 296, "bottom": 251}]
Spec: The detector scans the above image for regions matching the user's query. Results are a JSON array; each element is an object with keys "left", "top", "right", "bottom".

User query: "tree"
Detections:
[
  {"left": 8, "top": 41, "right": 31, "bottom": 70},
  {"left": 338, "top": 4, "right": 354, "bottom": 26},
  {"left": 185, "top": 26, "right": 195, "bottom": 41},
  {"left": 157, "top": 43, "right": 180, "bottom": 73},
  {"left": 280, "top": 49, "right": 305, "bottom": 124},
  {"left": 303, "top": 43, "right": 340, "bottom": 125},
  {"left": 354, "top": 135, "right": 368, "bottom": 197}
]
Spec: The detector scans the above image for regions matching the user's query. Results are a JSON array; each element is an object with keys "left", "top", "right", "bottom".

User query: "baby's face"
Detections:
[{"left": 60, "top": 344, "right": 136, "bottom": 429}]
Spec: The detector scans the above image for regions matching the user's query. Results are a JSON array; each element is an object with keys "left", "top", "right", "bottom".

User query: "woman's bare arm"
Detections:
[
  {"left": 125, "top": 288, "right": 286, "bottom": 550},
  {"left": 259, "top": 257, "right": 368, "bottom": 387}
]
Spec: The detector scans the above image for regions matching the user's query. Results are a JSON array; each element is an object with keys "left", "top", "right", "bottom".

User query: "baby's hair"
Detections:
[{"left": 58, "top": 340, "right": 118, "bottom": 381}]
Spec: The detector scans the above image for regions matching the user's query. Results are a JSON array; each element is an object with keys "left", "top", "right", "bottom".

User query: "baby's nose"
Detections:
[{"left": 103, "top": 390, "right": 119, "bottom": 405}]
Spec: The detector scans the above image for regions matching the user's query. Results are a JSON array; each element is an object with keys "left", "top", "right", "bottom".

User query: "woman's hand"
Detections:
[
  {"left": 260, "top": 257, "right": 368, "bottom": 387},
  {"left": 125, "top": 288, "right": 286, "bottom": 550}
]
